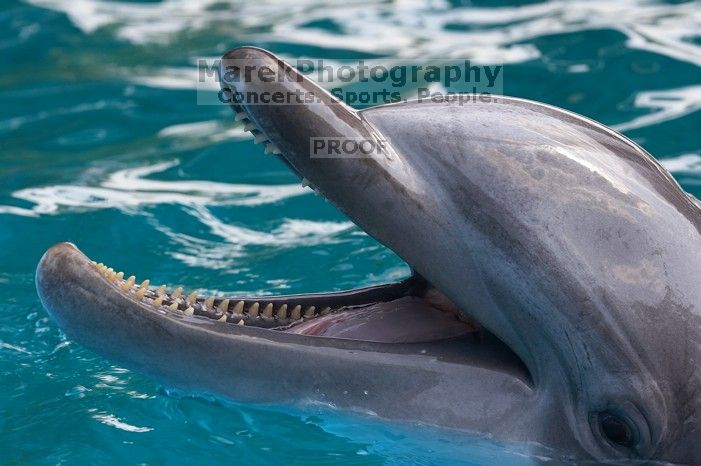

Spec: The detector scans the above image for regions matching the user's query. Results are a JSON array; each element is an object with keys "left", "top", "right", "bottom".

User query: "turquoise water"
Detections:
[{"left": 1, "top": 0, "right": 700, "bottom": 463}]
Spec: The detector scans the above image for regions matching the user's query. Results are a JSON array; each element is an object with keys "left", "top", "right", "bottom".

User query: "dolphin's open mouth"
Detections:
[
  {"left": 52, "top": 89, "right": 478, "bottom": 345},
  {"left": 87, "top": 252, "right": 475, "bottom": 344}
]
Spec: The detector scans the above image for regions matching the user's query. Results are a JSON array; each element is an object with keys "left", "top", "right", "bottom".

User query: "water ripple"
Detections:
[
  {"left": 92, "top": 413, "right": 153, "bottom": 433},
  {"left": 0, "top": 160, "right": 308, "bottom": 217},
  {"left": 612, "top": 84, "right": 701, "bottom": 132},
  {"left": 26, "top": 0, "right": 701, "bottom": 65}
]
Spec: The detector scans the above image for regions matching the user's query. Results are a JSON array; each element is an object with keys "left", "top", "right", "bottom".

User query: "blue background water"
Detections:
[{"left": 1, "top": 0, "right": 700, "bottom": 464}]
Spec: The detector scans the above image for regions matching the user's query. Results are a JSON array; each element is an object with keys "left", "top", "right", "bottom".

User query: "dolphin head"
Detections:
[
  {"left": 37, "top": 47, "right": 700, "bottom": 464},
  {"left": 219, "top": 47, "right": 701, "bottom": 462}
]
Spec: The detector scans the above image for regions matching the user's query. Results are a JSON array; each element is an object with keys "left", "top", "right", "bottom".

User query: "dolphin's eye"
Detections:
[{"left": 599, "top": 411, "right": 636, "bottom": 448}]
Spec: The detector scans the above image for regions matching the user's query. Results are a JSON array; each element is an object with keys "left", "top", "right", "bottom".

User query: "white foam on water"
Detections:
[
  {"left": 127, "top": 65, "right": 221, "bottom": 91},
  {"left": 0, "top": 160, "right": 308, "bottom": 217},
  {"left": 23, "top": 0, "right": 701, "bottom": 131},
  {"left": 157, "top": 120, "right": 251, "bottom": 142},
  {"left": 92, "top": 413, "right": 153, "bottom": 433},
  {"left": 660, "top": 153, "right": 701, "bottom": 174},
  {"left": 24, "top": 0, "right": 701, "bottom": 65},
  {"left": 612, "top": 84, "right": 701, "bottom": 132},
  {"left": 0, "top": 159, "right": 353, "bottom": 272},
  {"left": 155, "top": 204, "right": 355, "bottom": 270}
]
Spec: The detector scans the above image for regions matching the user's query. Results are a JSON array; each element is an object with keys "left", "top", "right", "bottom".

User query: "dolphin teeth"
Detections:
[
  {"left": 304, "top": 306, "right": 315, "bottom": 318},
  {"left": 265, "top": 143, "right": 280, "bottom": 155},
  {"left": 94, "top": 255, "right": 330, "bottom": 324},
  {"left": 277, "top": 304, "right": 288, "bottom": 319},
  {"left": 204, "top": 296, "right": 215, "bottom": 310},
  {"left": 244, "top": 122, "right": 255, "bottom": 132},
  {"left": 218, "top": 299, "right": 230, "bottom": 313},
  {"left": 122, "top": 275, "right": 136, "bottom": 292},
  {"left": 135, "top": 280, "right": 149, "bottom": 300},
  {"left": 253, "top": 134, "right": 267, "bottom": 144},
  {"left": 234, "top": 112, "right": 247, "bottom": 122},
  {"left": 248, "top": 302, "right": 259, "bottom": 317},
  {"left": 263, "top": 303, "right": 273, "bottom": 318}
]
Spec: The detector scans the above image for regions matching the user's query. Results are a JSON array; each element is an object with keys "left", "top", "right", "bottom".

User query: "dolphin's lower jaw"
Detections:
[
  {"left": 38, "top": 243, "right": 476, "bottom": 340},
  {"left": 36, "top": 243, "right": 540, "bottom": 439}
]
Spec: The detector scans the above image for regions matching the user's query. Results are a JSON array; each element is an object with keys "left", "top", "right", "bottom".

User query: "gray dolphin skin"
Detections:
[{"left": 36, "top": 47, "right": 700, "bottom": 464}]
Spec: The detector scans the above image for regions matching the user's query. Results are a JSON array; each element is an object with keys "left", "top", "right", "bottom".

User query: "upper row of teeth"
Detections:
[
  {"left": 233, "top": 110, "right": 282, "bottom": 156},
  {"left": 92, "top": 262, "right": 330, "bottom": 326},
  {"left": 232, "top": 106, "right": 311, "bottom": 188}
]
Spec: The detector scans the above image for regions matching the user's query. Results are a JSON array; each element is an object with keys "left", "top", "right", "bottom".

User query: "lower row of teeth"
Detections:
[{"left": 92, "top": 262, "right": 330, "bottom": 327}]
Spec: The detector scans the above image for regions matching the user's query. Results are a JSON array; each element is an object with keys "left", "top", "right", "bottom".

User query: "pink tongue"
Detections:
[{"left": 286, "top": 296, "right": 475, "bottom": 343}]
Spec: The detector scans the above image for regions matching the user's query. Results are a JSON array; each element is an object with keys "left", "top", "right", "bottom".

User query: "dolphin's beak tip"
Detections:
[
  {"left": 220, "top": 46, "right": 277, "bottom": 93},
  {"left": 36, "top": 242, "right": 83, "bottom": 313},
  {"left": 49, "top": 241, "right": 78, "bottom": 254},
  {"left": 38, "top": 242, "right": 79, "bottom": 273},
  {"left": 221, "top": 45, "right": 272, "bottom": 61}
]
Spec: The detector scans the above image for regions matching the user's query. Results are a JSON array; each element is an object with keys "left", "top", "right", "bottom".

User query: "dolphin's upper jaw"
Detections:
[{"left": 220, "top": 80, "right": 318, "bottom": 188}]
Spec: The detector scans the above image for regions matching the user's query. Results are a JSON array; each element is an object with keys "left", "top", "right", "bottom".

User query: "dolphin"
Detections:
[{"left": 36, "top": 47, "right": 700, "bottom": 463}]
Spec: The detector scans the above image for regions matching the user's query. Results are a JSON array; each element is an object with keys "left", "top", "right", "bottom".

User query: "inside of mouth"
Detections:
[
  {"left": 92, "top": 262, "right": 477, "bottom": 343},
  {"left": 94, "top": 91, "right": 475, "bottom": 343}
]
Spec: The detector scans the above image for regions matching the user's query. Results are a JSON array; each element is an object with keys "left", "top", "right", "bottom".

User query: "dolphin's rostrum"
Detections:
[{"left": 36, "top": 47, "right": 700, "bottom": 464}]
